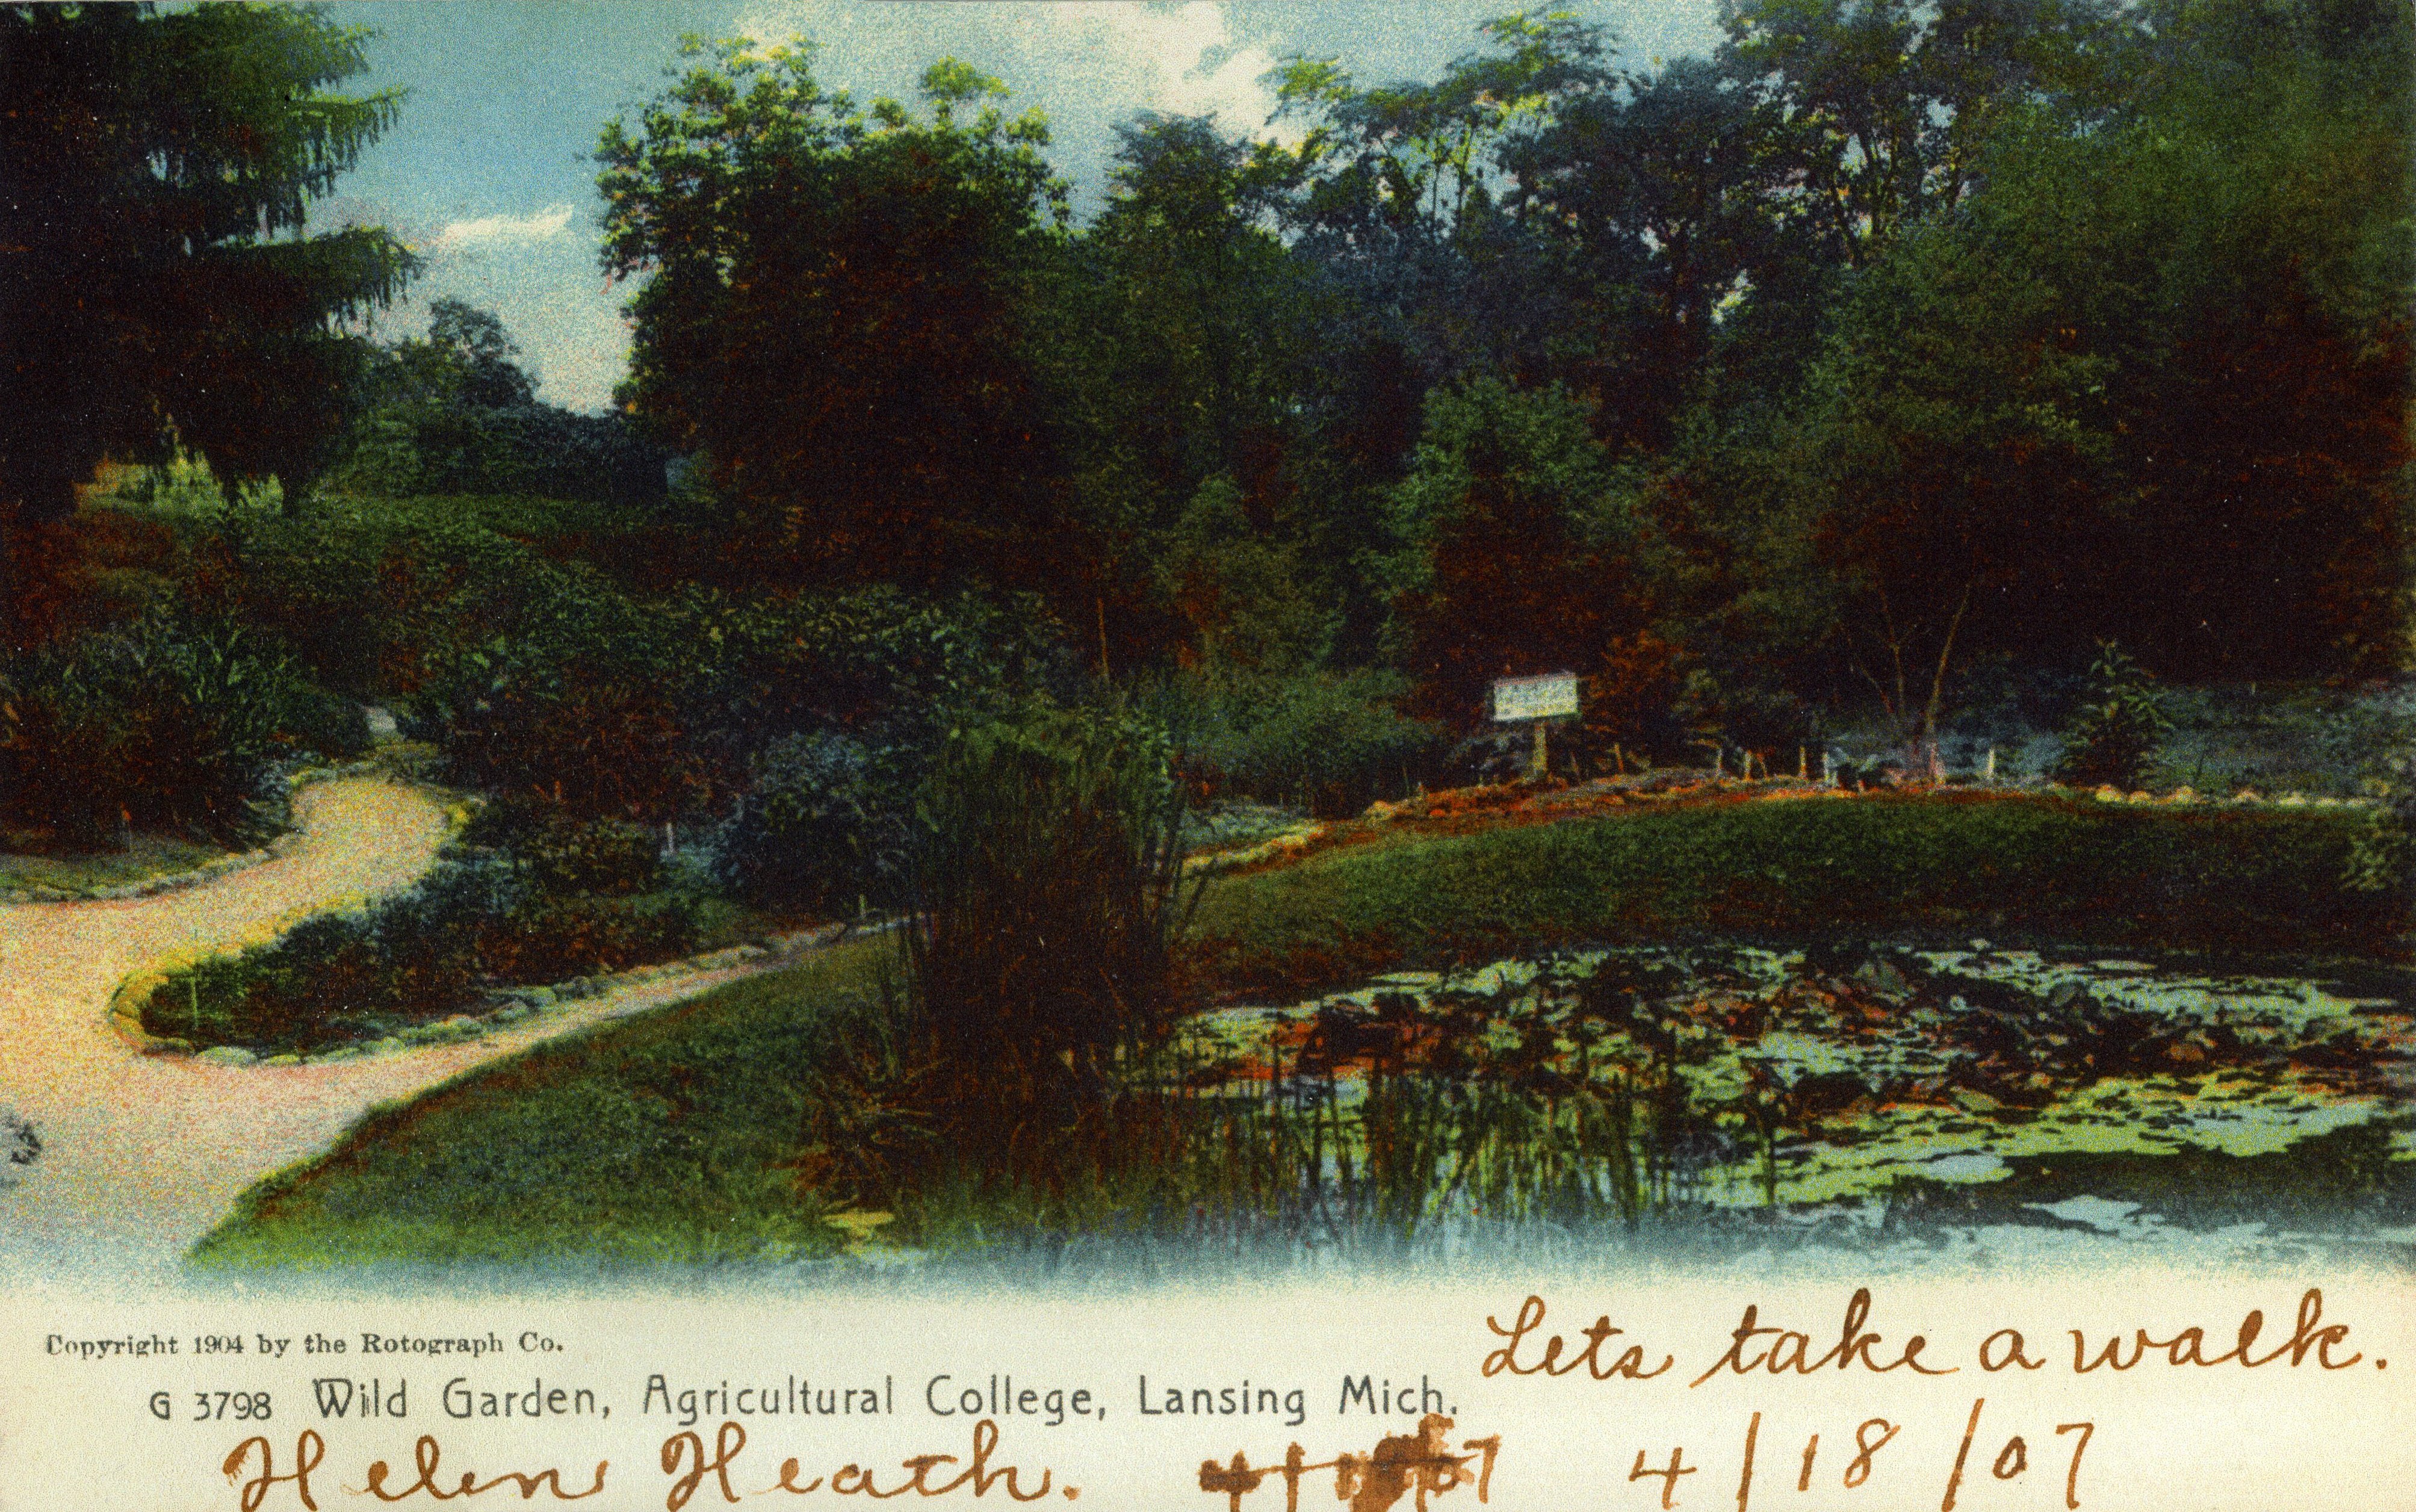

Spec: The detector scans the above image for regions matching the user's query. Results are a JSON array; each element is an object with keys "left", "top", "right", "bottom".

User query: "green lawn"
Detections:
[
  {"left": 1186, "top": 792, "right": 2399, "bottom": 997},
  {"left": 193, "top": 940, "right": 890, "bottom": 1270},
  {"left": 193, "top": 794, "right": 2403, "bottom": 1271}
]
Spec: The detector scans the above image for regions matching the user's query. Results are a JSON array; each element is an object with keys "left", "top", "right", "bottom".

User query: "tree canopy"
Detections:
[
  {"left": 1, "top": 2, "right": 415, "bottom": 529},
  {"left": 596, "top": 38, "right": 1074, "bottom": 593}
]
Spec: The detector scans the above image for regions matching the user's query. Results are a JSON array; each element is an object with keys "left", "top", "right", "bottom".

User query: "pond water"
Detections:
[{"left": 1162, "top": 942, "right": 2415, "bottom": 1250}]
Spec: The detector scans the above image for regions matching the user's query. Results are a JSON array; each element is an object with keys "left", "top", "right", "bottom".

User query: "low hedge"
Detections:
[
  {"left": 140, "top": 850, "right": 706, "bottom": 1053},
  {"left": 1185, "top": 792, "right": 2404, "bottom": 998}
]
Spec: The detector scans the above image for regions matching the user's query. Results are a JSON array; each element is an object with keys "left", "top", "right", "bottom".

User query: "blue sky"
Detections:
[{"left": 324, "top": 1, "right": 1728, "bottom": 412}]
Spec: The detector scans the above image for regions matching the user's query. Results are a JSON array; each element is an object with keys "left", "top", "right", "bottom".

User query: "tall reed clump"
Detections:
[{"left": 897, "top": 702, "right": 1204, "bottom": 1180}]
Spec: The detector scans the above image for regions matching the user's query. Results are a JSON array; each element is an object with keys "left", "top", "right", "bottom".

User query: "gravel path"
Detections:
[{"left": 0, "top": 777, "right": 787, "bottom": 1288}]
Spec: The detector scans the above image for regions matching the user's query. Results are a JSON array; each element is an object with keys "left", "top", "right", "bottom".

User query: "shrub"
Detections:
[
  {"left": 142, "top": 847, "right": 706, "bottom": 1051},
  {"left": 901, "top": 703, "right": 1201, "bottom": 1138},
  {"left": 463, "top": 796, "right": 663, "bottom": 896},
  {"left": 209, "top": 509, "right": 553, "bottom": 696},
  {"left": 1144, "top": 668, "right": 1445, "bottom": 816},
  {"left": 669, "top": 586, "right": 1056, "bottom": 776},
  {"left": 285, "top": 683, "right": 375, "bottom": 764},
  {"left": 411, "top": 580, "right": 1054, "bottom": 825},
  {"left": 714, "top": 731, "right": 915, "bottom": 914},
  {"left": 2054, "top": 642, "right": 2172, "bottom": 789},
  {"left": 412, "top": 562, "right": 707, "bottom": 818},
  {"left": 1, "top": 610, "right": 358, "bottom": 847},
  {"left": 327, "top": 401, "right": 667, "bottom": 507},
  {"left": 2344, "top": 752, "right": 2413, "bottom": 897}
]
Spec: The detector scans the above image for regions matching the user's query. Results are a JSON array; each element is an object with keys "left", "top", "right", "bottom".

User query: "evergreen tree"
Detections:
[{"left": 1, "top": 2, "right": 415, "bottom": 529}]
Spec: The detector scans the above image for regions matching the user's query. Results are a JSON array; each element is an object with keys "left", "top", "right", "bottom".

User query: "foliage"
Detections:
[
  {"left": 1380, "top": 378, "right": 1644, "bottom": 725},
  {"left": 327, "top": 300, "right": 667, "bottom": 506},
  {"left": 1271, "top": 12, "right": 1611, "bottom": 383},
  {"left": 666, "top": 585, "right": 1054, "bottom": 785},
  {"left": 1150, "top": 477, "right": 1336, "bottom": 677},
  {"left": 597, "top": 40, "right": 1075, "bottom": 592},
  {"left": 412, "top": 560, "right": 705, "bottom": 819},
  {"left": 1501, "top": 56, "right": 1798, "bottom": 450},
  {"left": 2054, "top": 643, "right": 2172, "bottom": 789},
  {"left": 143, "top": 841, "right": 710, "bottom": 1053},
  {"left": 1, "top": 610, "right": 364, "bottom": 847},
  {"left": 1, "top": 1, "right": 414, "bottom": 526},
  {"left": 900, "top": 702, "right": 1201, "bottom": 1144},
  {"left": 1714, "top": 0, "right": 2120, "bottom": 266},
  {"left": 463, "top": 796, "right": 663, "bottom": 897},
  {"left": 1143, "top": 666, "right": 1445, "bottom": 817},
  {"left": 714, "top": 732, "right": 914, "bottom": 913}
]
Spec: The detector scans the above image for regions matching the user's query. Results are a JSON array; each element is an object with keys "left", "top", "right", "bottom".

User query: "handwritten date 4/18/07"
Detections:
[
  {"left": 1619, "top": 1401, "right": 2091, "bottom": 1512},
  {"left": 1192, "top": 1404, "right": 2092, "bottom": 1512}
]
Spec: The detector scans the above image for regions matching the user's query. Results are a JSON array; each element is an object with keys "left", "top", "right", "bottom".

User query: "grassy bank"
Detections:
[
  {"left": 1188, "top": 792, "right": 2400, "bottom": 997},
  {"left": 194, "top": 940, "right": 889, "bottom": 1268}
]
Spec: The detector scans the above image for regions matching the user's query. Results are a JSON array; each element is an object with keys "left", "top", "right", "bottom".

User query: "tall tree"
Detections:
[
  {"left": 1717, "top": 0, "right": 2116, "bottom": 266},
  {"left": 1503, "top": 57, "right": 1799, "bottom": 450},
  {"left": 1050, "top": 114, "right": 1340, "bottom": 668},
  {"left": 0, "top": 2, "right": 415, "bottom": 529},
  {"left": 1272, "top": 11, "right": 1613, "bottom": 385},
  {"left": 597, "top": 39, "right": 1074, "bottom": 593},
  {"left": 1380, "top": 378, "right": 1643, "bottom": 724}
]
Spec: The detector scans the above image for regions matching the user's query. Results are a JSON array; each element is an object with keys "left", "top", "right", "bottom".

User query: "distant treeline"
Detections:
[
  {"left": 573, "top": 0, "right": 2406, "bottom": 761},
  {"left": 325, "top": 300, "right": 667, "bottom": 507}
]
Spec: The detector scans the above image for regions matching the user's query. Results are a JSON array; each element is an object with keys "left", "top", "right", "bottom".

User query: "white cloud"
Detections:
[
  {"left": 432, "top": 202, "right": 577, "bottom": 252},
  {"left": 1057, "top": 2, "right": 1291, "bottom": 140},
  {"left": 725, "top": 2, "right": 1299, "bottom": 215}
]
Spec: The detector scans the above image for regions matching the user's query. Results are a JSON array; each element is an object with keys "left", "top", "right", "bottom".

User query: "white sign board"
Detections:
[{"left": 1492, "top": 671, "right": 1579, "bottom": 722}]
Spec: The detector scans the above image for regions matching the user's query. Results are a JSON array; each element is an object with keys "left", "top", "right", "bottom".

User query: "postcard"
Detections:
[{"left": 1, "top": 1, "right": 2408, "bottom": 1508}]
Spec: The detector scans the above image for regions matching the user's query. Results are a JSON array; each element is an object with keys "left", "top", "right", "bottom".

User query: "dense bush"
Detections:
[
  {"left": 1, "top": 610, "right": 367, "bottom": 848},
  {"left": 714, "top": 732, "right": 914, "bottom": 913},
  {"left": 330, "top": 401, "right": 667, "bottom": 506},
  {"left": 409, "top": 578, "right": 1057, "bottom": 826},
  {"left": 1143, "top": 668, "right": 1445, "bottom": 816},
  {"left": 462, "top": 796, "right": 663, "bottom": 896},
  {"left": 143, "top": 848, "right": 705, "bottom": 1051},
  {"left": 418, "top": 580, "right": 705, "bottom": 820},
  {"left": 669, "top": 586, "right": 1058, "bottom": 773},
  {"left": 205, "top": 509, "right": 556, "bottom": 696}
]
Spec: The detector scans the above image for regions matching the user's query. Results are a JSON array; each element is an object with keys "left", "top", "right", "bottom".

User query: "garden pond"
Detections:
[{"left": 1150, "top": 941, "right": 2416, "bottom": 1250}]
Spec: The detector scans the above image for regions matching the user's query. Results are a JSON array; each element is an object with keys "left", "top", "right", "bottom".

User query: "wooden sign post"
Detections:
[{"left": 1492, "top": 672, "right": 1581, "bottom": 779}]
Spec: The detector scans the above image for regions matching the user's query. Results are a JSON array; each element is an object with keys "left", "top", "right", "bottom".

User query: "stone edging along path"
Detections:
[{"left": 102, "top": 928, "right": 855, "bottom": 1067}]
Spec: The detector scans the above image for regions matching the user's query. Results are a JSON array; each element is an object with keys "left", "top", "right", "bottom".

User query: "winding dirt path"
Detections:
[{"left": 0, "top": 777, "right": 785, "bottom": 1287}]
